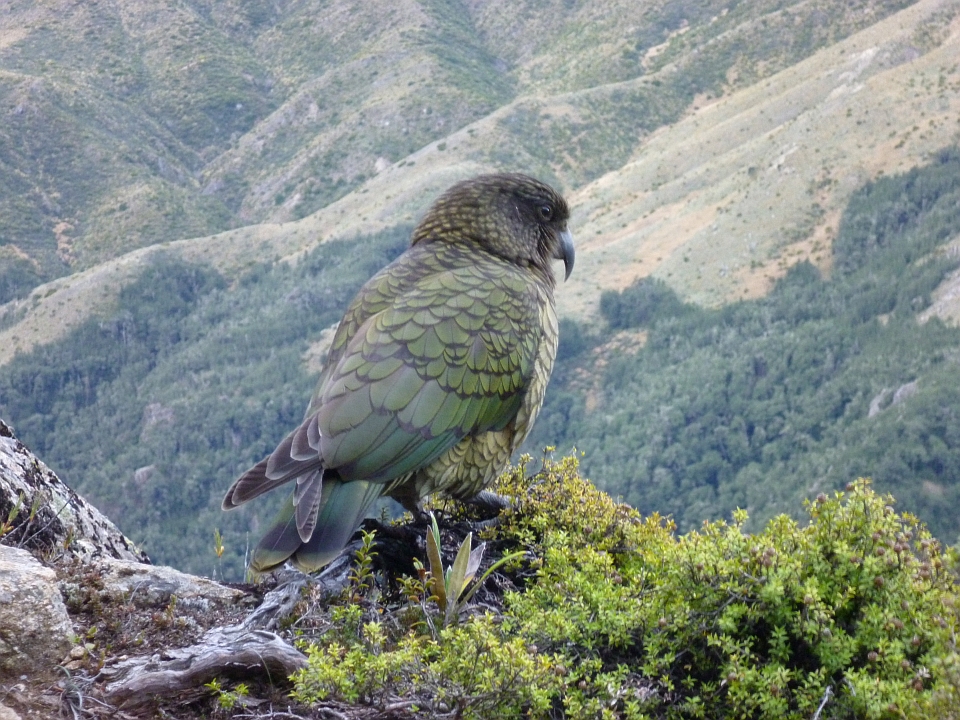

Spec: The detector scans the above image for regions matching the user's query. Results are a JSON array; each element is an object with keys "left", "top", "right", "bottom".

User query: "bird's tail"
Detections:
[{"left": 250, "top": 475, "right": 383, "bottom": 574}]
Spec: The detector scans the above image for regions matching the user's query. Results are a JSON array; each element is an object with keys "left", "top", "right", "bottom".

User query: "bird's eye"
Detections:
[{"left": 538, "top": 204, "right": 553, "bottom": 221}]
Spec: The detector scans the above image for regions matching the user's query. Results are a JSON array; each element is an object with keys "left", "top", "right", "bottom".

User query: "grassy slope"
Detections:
[
  {"left": 0, "top": 0, "right": 270, "bottom": 278},
  {"left": 3, "top": 0, "right": 958, "bottom": 363},
  {"left": 0, "top": 0, "right": 514, "bottom": 295},
  {"left": 564, "top": 0, "right": 960, "bottom": 316}
]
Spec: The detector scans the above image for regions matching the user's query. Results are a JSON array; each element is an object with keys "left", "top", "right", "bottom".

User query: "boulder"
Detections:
[
  {"left": 92, "top": 557, "right": 249, "bottom": 610},
  {"left": 0, "top": 546, "right": 73, "bottom": 677}
]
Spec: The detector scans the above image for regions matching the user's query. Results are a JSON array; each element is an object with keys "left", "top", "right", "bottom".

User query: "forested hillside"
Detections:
[
  {"left": 1, "top": 149, "right": 958, "bottom": 576},
  {"left": 0, "top": 227, "right": 410, "bottom": 577},
  {"left": 530, "top": 148, "right": 960, "bottom": 544},
  {"left": 2, "top": 0, "right": 960, "bottom": 577}
]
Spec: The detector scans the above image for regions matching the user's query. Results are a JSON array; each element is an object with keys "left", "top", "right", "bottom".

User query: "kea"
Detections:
[{"left": 222, "top": 173, "right": 574, "bottom": 573}]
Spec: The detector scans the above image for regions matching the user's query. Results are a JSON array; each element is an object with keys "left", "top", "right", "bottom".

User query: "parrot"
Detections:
[{"left": 222, "top": 172, "right": 574, "bottom": 573}]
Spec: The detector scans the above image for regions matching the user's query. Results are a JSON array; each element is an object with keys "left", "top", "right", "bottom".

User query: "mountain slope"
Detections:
[
  {"left": 3, "top": 0, "right": 960, "bottom": 573},
  {"left": 3, "top": 0, "right": 958, "bottom": 363},
  {"left": 0, "top": 0, "right": 922, "bottom": 304},
  {"left": 564, "top": 0, "right": 960, "bottom": 315}
]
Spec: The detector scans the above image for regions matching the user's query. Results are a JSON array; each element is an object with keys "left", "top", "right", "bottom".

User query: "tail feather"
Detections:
[
  {"left": 222, "top": 427, "right": 323, "bottom": 511},
  {"left": 292, "top": 479, "right": 383, "bottom": 571},
  {"left": 222, "top": 457, "right": 292, "bottom": 509},
  {"left": 294, "top": 469, "right": 323, "bottom": 542},
  {"left": 248, "top": 498, "right": 302, "bottom": 574},
  {"left": 249, "top": 477, "right": 383, "bottom": 574}
]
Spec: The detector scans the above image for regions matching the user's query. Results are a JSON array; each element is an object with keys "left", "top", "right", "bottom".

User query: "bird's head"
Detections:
[{"left": 412, "top": 173, "right": 575, "bottom": 284}]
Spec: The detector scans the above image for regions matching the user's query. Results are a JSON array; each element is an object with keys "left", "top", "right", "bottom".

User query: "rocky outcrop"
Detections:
[
  {"left": 88, "top": 557, "right": 249, "bottom": 610},
  {"left": 0, "top": 419, "right": 147, "bottom": 563},
  {"left": 0, "top": 418, "right": 311, "bottom": 716}
]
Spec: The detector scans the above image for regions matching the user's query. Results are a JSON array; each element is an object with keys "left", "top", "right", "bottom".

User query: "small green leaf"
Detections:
[
  {"left": 445, "top": 532, "right": 473, "bottom": 625},
  {"left": 425, "top": 512, "right": 446, "bottom": 612}
]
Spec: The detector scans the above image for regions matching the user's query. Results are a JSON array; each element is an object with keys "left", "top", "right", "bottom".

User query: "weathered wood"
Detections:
[{"left": 102, "top": 626, "right": 308, "bottom": 709}]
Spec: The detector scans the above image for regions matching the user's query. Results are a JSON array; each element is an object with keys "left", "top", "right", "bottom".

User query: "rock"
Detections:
[
  {"left": 0, "top": 419, "right": 148, "bottom": 564},
  {"left": 0, "top": 704, "right": 20, "bottom": 720},
  {"left": 0, "top": 546, "right": 73, "bottom": 677},
  {"left": 868, "top": 381, "right": 919, "bottom": 418},
  {"left": 93, "top": 557, "right": 250, "bottom": 610},
  {"left": 891, "top": 379, "right": 918, "bottom": 406},
  {"left": 867, "top": 387, "right": 891, "bottom": 418},
  {"left": 0, "top": 418, "right": 296, "bottom": 710}
]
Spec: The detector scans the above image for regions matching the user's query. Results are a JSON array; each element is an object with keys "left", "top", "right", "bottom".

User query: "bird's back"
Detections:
[{"left": 223, "top": 173, "right": 572, "bottom": 573}]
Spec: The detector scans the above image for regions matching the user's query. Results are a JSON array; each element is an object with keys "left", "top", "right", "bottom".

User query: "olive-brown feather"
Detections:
[{"left": 222, "top": 173, "right": 574, "bottom": 573}]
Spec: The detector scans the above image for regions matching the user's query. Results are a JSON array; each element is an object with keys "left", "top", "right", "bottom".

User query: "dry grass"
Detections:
[
  {"left": 559, "top": 0, "right": 960, "bottom": 318},
  {"left": 3, "top": 0, "right": 960, "bottom": 365},
  {"left": 0, "top": 27, "right": 28, "bottom": 51}
]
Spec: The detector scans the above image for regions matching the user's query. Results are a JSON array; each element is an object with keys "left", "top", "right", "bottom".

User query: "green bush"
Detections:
[
  {"left": 291, "top": 609, "right": 561, "bottom": 718},
  {"left": 292, "top": 456, "right": 960, "bottom": 719}
]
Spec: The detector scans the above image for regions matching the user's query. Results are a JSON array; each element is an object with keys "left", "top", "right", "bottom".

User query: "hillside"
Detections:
[
  {"left": 3, "top": 0, "right": 960, "bottom": 361},
  {"left": 2, "top": 0, "right": 960, "bottom": 575},
  {"left": 531, "top": 147, "right": 960, "bottom": 544}
]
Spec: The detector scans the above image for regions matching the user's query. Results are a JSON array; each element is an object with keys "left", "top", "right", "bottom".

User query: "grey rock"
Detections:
[
  {"left": 91, "top": 557, "right": 249, "bottom": 610},
  {"left": 0, "top": 546, "right": 73, "bottom": 677},
  {"left": 892, "top": 379, "right": 918, "bottom": 406},
  {"left": 0, "top": 419, "right": 148, "bottom": 564}
]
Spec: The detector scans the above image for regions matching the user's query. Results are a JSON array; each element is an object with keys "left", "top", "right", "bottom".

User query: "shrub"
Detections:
[
  {"left": 292, "top": 455, "right": 960, "bottom": 719},
  {"left": 291, "top": 610, "right": 561, "bottom": 718},
  {"left": 500, "top": 456, "right": 960, "bottom": 718}
]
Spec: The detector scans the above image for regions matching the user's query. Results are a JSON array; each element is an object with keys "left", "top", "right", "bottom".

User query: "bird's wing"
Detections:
[
  {"left": 307, "top": 245, "right": 440, "bottom": 414},
  {"left": 316, "top": 259, "right": 542, "bottom": 482},
  {"left": 222, "top": 247, "right": 440, "bottom": 509}
]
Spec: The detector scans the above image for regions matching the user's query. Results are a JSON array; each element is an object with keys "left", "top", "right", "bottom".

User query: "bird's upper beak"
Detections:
[{"left": 555, "top": 229, "right": 575, "bottom": 281}]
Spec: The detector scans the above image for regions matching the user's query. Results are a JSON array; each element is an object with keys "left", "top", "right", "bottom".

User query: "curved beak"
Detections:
[{"left": 555, "top": 229, "right": 575, "bottom": 281}]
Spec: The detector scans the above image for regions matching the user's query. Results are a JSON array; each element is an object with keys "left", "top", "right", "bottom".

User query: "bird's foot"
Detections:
[{"left": 463, "top": 490, "right": 512, "bottom": 524}]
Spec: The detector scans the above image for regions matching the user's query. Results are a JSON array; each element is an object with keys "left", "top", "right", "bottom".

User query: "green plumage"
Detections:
[{"left": 222, "top": 173, "right": 574, "bottom": 573}]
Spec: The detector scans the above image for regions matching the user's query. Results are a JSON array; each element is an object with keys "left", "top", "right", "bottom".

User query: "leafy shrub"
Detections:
[
  {"left": 502, "top": 456, "right": 960, "bottom": 718},
  {"left": 291, "top": 610, "right": 561, "bottom": 718},
  {"left": 292, "top": 456, "right": 960, "bottom": 719}
]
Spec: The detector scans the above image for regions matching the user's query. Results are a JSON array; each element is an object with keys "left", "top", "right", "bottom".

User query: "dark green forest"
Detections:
[
  {"left": 2, "top": 149, "right": 960, "bottom": 577},
  {"left": 530, "top": 147, "right": 960, "bottom": 545}
]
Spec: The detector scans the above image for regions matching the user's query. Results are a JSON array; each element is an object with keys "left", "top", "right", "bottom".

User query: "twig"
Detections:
[
  {"left": 316, "top": 707, "right": 351, "bottom": 720},
  {"left": 812, "top": 685, "right": 833, "bottom": 720},
  {"left": 384, "top": 699, "right": 422, "bottom": 711},
  {"left": 234, "top": 711, "right": 312, "bottom": 720}
]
